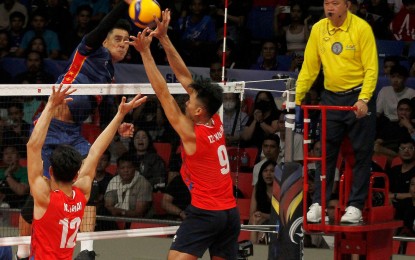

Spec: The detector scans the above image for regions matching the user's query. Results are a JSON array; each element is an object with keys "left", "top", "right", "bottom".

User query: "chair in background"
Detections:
[
  {"left": 106, "top": 164, "right": 117, "bottom": 175},
  {"left": 390, "top": 156, "right": 403, "bottom": 168},
  {"left": 153, "top": 142, "right": 172, "bottom": 169},
  {"left": 227, "top": 147, "right": 259, "bottom": 172},
  {"left": 372, "top": 154, "right": 388, "bottom": 171},
  {"left": 231, "top": 172, "right": 253, "bottom": 198},
  {"left": 237, "top": 198, "right": 252, "bottom": 224},
  {"left": 152, "top": 192, "right": 167, "bottom": 217},
  {"left": 376, "top": 40, "right": 404, "bottom": 58}
]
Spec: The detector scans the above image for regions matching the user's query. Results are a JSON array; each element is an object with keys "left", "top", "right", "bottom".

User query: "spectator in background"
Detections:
[
  {"left": 395, "top": 175, "right": 415, "bottom": 237},
  {"left": 389, "top": 0, "right": 415, "bottom": 41},
  {"left": 95, "top": 150, "right": 118, "bottom": 231},
  {"left": 377, "top": 65, "right": 415, "bottom": 122},
  {"left": 105, "top": 153, "right": 153, "bottom": 219},
  {"left": 209, "top": 61, "right": 225, "bottom": 82},
  {"left": 358, "top": 0, "right": 394, "bottom": 39},
  {"left": 250, "top": 40, "right": 281, "bottom": 71},
  {"left": 0, "top": 102, "right": 30, "bottom": 157},
  {"left": 132, "top": 97, "right": 167, "bottom": 142},
  {"left": 388, "top": 0, "right": 404, "bottom": 14},
  {"left": 0, "top": 0, "right": 28, "bottom": 31},
  {"left": 375, "top": 99, "right": 415, "bottom": 160},
  {"left": 7, "top": 11, "right": 26, "bottom": 56},
  {"left": 26, "top": 36, "right": 48, "bottom": 58},
  {"left": 0, "top": 145, "right": 29, "bottom": 209},
  {"left": 161, "top": 156, "right": 191, "bottom": 220},
  {"left": 12, "top": 51, "right": 56, "bottom": 84},
  {"left": 387, "top": 138, "right": 415, "bottom": 206},
  {"left": 381, "top": 56, "right": 400, "bottom": 78},
  {"left": 410, "top": 59, "right": 415, "bottom": 77},
  {"left": 252, "top": 134, "right": 280, "bottom": 186},
  {"left": 174, "top": 0, "right": 216, "bottom": 67},
  {"left": 241, "top": 91, "right": 280, "bottom": 151},
  {"left": 223, "top": 93, "right": 249, "bottom": 147},
  {"left": 128, "top": 129, "right": 167, "bottom": 190},
  {"left": 276, "top": 2, "right": 311, "bottom": 55},
  {"left": 70, "top": 0, "right": 110, "bottom": 27},
  {"left": 16, "top": 10, "right": 61, "bottom": 59},
  {"left": 249, "top": 160, "right": 276, "bottom": 244},
  {"left": 214, "top": 39, "right": 242, "bottom": 69},
  {"left": 211, "top": 0, "right": 247, "bottom": 45},
  {"left": 63, "top": 5, "right": 93, "bottom": 59},
  {"left": 0, "top": 31, "right": 10, "bottom": 58},
  {"left": 38, "top": 0, "right": 72, "bottom": 52}
]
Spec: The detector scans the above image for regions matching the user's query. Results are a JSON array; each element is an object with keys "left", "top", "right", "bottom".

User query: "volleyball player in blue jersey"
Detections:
[{"left": 16, "top": 1, "right": 135, "bottom": 259}]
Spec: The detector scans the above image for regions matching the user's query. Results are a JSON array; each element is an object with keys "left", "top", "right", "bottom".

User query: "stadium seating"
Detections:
[
  {"left": 231, "top": 172, "right": 254, "bottom": 198},
  {"left": 237, "top": 198, "right": 252, "bottom": 224},
  {"left": 376, "top": 40, "right": 404, "bottom": 58},
  {"left": 372, "top": 154, "right": 388, "bottom": 171},
  {"left": 153, "top": 142, "right": 172, "bottom": 169},
  {"left": 152, "top": 192, "right": 167, "bottom": 216}
]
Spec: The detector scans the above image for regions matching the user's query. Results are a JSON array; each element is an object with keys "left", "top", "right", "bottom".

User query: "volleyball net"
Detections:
[{"left": 0, "top": 79, "right": 293, "bottom": 247}]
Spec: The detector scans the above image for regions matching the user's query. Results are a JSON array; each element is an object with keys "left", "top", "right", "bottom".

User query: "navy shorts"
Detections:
[
  {"left": 35, "top": 118, "right": 90, "bottom": 178},
  {"left": 170, "top": 205, "right": 240, "bottom": 259}
]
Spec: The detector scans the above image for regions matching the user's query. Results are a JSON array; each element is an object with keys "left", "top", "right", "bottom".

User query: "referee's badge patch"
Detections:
[{"left": 331, "top": 42, "right": 343, "bottom": 55}]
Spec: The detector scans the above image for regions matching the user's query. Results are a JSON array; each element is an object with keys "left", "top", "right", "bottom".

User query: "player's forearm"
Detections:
[
  {"left": 89, "top": 113, "right": 125, "bottom": 157},
  {"left": 27, "top": 104, "right": 54, "bottom": 152},
  {"left": 158, "top": 36, "right": 193, "bottom": 93},
  {"left": 85, "top": 1, "right": 129, "bottom": 49},
  {"left": 140, "top": 49, "right": 170, "bottom": 98}
]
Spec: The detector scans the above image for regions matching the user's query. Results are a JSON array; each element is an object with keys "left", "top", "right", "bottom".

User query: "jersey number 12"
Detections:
[{"left": 59, "top": 217, "right": 82, "bottom": 248}]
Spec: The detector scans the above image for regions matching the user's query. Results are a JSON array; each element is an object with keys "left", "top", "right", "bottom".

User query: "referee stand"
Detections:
[{"left": 301, "top": 105, "right": 402, "bottom": 260}]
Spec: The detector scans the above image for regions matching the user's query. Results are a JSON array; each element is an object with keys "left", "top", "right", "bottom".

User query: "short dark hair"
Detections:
[
  {"left": 102, "top": 150, "right": 111, "bottom": 161},
  {"left": 110, "top": 19, "right": 131, "bottom": 35},
  {"left": 190, "top": 80, "right": 223, "bottom": 117},
  {"left": 76, "top": 4, "right": 93, "bottom": 16},
  {"left": 9, "top": 11, "right": 25, "bottom": 23},
  {"left": 390, "top": 64, "right": 409, "bottom": 78},
  {"left": 116, "top": 152, "right": 136, "bottom": 166},
  {"left": 263, "top": 134, "right": 280, "bottom": 147},
  {"left": 8, "top": 101, "right": 24, "bottom": 111},
  {"left": 50, "top": 145, "right": 83, "bottom": 183},
  {"left": 384, "top": 56, "right": 400, "bottom": 65},
  {"left": 397, "top": 98, "right": 413, "bottom": 110}
]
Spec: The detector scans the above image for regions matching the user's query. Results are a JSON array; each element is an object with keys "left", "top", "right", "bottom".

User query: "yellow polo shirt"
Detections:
[{"left": 295, "top": 11, "right": 378, "bottom": 105}]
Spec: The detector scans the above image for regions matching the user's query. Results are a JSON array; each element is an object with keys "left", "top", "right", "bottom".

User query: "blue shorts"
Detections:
[
  {"left": 34, "top": 118, "right": 91, "bottom": 178},
  {"left": 170, "top": 205, "right": 240, "bottom": 259}
]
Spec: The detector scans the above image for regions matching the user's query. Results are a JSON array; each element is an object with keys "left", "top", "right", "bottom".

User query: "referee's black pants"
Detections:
[{"left": 313, "top": 89, "right": 376, "bottom": 210}]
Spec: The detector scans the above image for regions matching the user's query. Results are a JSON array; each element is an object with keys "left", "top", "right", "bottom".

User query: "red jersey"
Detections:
[
  {"left": 31, "top": 187, "right": 86, "bottom": 260},
  {"left": 181, "top": 113, "right": 236, "bottom": 210}
]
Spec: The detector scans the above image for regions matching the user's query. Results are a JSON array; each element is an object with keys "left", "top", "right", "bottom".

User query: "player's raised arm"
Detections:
[
  {"left": 84, "top": 0, "right": 133, "bottom": 50},
  {"left": 151, "top": 9, "right": 193, "bottom": 93},
  {"left": 128, "top": 29, "right": 195, "bottom": 146},
  {"left": 74, "top": 94, "right": 147, "bottom": 198},
  {"left": 27, "top": 85, "right": 76, "bottom": 204}
]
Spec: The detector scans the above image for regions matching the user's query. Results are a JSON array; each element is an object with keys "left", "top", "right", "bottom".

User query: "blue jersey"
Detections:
[{"left": 56, "top": 37, "right": 110, "bottom": 123}]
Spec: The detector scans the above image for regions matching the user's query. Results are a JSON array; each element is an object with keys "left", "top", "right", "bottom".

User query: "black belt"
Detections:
[{"left": 328, "top": 86, "right": 362, "bottom": 96}]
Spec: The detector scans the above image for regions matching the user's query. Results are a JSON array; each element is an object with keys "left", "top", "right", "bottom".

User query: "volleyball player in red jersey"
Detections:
[
  {"left": 27, "top": 84, "right": 146, "bottom": 259},
  {"left": 129, "top": 9, "right": 240, "bottom": 260}
]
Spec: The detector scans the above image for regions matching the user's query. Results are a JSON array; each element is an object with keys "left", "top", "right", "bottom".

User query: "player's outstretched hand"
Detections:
[
  {"left": 118, "top": 122, "right": 134, "bottom": 138},
  {"left": 127, "top": 28, "right": 154, "bottom": 52},
  {"left": 49, "top": 84, "right": 76, "bottom": 108},
  {"left": 118, "top": 94, "right": 147, "bottom": 116},
  {"left": 151, "top": 9, "right": 170, "bottom": 39}
]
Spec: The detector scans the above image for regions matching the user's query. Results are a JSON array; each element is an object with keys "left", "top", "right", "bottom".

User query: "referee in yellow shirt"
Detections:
[{"left": 296, "top": 0, "right": 378, "bottom": 224}]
